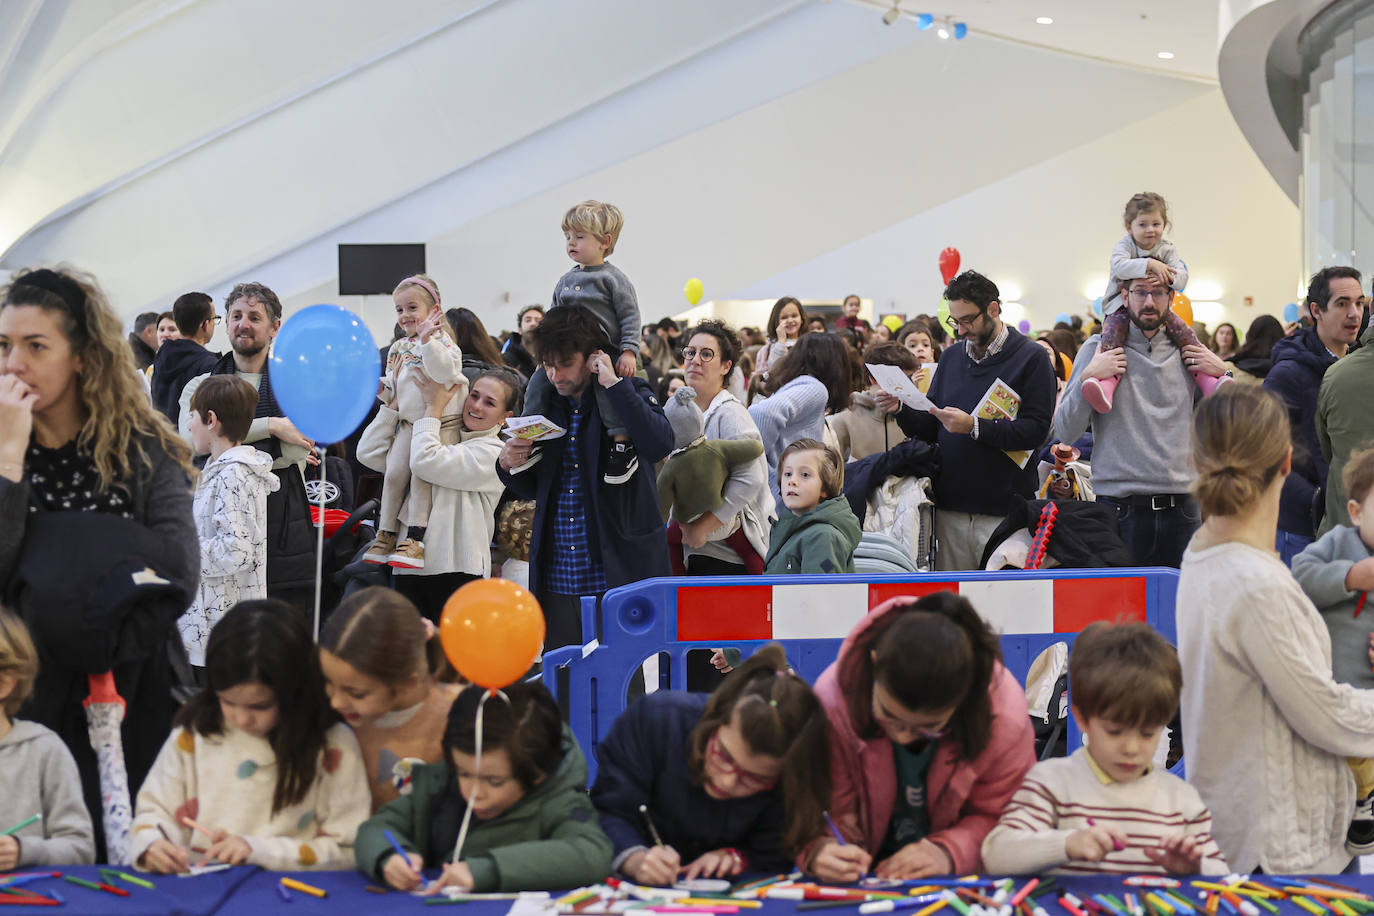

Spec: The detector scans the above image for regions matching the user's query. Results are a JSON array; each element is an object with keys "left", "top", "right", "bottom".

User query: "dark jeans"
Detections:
[
  {"left": 539, "top": 591, "right": 603, "bottom": 651},
  {"left": 1099, "top": 495, "right": 1201, "bottom": 568},
  {"left": 1276, "top": 529, "right": 1314, "bottom": 568},
  {"left": 393, "top": 571, "right": 480, "bottom": 625}
]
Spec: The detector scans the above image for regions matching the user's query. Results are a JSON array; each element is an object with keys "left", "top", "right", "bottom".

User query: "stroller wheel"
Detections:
[{"left": 305, "top": 479, "right": 342, "bottom": 508}]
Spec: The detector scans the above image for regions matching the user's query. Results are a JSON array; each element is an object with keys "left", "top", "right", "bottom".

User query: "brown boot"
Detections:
[{"left": 363, "top": 529, "right": 399, "bottom": 565}]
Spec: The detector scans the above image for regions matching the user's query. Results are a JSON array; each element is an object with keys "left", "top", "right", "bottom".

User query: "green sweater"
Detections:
[
  {"left": 354, "top": 727, "right": 612, "bottom": 891},
  {"left": 763, "top": 495, "right": 862, "bottom": 574},
  {"left": 1317, "top": 324, "right": 1374, "bottom": 533}
]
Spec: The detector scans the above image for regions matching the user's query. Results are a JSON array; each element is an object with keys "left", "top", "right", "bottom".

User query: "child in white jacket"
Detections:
[
  {"left": 364, "top": 274, "right": 464, "bottom": 570},
  {"left": 180, "top": 376, "right": 279, "bottom": 670}
]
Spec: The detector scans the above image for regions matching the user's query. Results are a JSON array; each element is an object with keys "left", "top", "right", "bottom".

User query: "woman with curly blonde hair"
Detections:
[{"left": 0, "top": 265, "right": 199, "bottom": 860}]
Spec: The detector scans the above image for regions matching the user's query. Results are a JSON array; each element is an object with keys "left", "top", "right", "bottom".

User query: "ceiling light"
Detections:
[
  {"left": 937, "top": 27, "right": 949, "bottom": 39},
  {"left": 1157, "top": 51, "right": 1175, "bottom": 60},
  {"left": 1036, "top": 16, "right": 1053, "bottom": 25},
  {"left": 882, "top": 4, "right": 900, "bottom": 25}
]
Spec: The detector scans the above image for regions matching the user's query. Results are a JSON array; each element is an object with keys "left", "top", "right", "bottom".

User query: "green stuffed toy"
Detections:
[{"left": 657, "top": 386, "right": 764, "bottom": 522}]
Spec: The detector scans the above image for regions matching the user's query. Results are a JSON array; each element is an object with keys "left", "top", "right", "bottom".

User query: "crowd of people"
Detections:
[{"left": 1, "top": 189, "right": 1374, "bottom": 884}]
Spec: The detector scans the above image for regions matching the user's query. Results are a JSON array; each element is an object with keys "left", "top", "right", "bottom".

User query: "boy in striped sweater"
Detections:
[{"left": 981, "top": 622, "right": 1228, "bottom": 875}]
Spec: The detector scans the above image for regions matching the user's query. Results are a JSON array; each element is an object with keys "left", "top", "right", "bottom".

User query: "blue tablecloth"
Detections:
[{"left": 4, "top": 870, "right": 1373, "bottom": 915}]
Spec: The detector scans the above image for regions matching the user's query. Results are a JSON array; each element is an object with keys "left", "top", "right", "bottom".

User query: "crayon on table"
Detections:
[
  {"left": 277, "top": 882, "right": 292, "bottom": 902},
  {"left": 280, "top": 877, "right": 327, "bottom": 898}
]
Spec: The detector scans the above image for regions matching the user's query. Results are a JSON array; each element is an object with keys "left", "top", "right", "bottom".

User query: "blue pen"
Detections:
[
  {"left": 0, "top": 875, "right": 51, "bottom": 889},
  {"left": 384, "top": 827, "right": 423, "bottom": 882},
  {"left": 822, "top": 810, "right": 846, "bottom": 845}
]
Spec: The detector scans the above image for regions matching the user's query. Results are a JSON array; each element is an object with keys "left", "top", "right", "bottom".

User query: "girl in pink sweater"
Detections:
[{"left": 807, "top": 592, "right": 1035, "bottom": 882}]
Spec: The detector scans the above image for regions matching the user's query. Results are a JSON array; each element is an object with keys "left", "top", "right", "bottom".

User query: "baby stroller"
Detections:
[{"left": 309, "top": 497, "right": 384, "bottom": 616}]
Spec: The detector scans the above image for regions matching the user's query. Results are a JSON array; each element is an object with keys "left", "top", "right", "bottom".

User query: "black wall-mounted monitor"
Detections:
[{"left": 338, "top": 244, "right": 427, "bottom": 295}]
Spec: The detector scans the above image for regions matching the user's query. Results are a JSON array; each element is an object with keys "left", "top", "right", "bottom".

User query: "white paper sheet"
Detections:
[{"left": 867, "top": 362, "right": 936, "bottom": 412}]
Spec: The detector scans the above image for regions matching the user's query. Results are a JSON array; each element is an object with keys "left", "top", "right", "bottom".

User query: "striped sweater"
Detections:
[{"left": 980, "top": 748, "right": 1227, "bottom": 875}]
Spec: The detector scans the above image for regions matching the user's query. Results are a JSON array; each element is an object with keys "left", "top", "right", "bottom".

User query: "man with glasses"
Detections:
[
  {"left": 1264, "top": 267, "right": 1368, "bottom": 563},
  {"left": 880, "top": 271, "right": 1056, "bottom": 570},
  {"left": 1055, "top": 262, "right": 1227, "bottom": 567},
  {"left": 150, "top": 291, "right": 220, "bottom": 423}
]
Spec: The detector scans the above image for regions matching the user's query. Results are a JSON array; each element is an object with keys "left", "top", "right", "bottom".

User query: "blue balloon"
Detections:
[
  {"left": 1283, "top": 302, "right": 1300, "bottom": 323},
  {"left": 1054, "top": 312, "right": 1072, "bottom": 326},
  {"left": 953, "top": 22, "right": 967, "bottom": 39},
  {"left": 1092, "top": 297, "right": 1104, "bottom": 318},
  {"left": 270, "top": 304, "right": 380, "bottom": 444},
  {"left": 916, "top": 13, "right": 933, "bottom": 29}
]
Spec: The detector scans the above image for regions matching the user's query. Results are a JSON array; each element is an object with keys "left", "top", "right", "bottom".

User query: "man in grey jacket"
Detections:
[{"left": 1054, "top": 268, "right": 1228, "bottom": 567}]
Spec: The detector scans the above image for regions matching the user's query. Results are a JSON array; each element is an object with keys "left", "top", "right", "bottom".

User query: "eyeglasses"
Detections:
[
  {"left": 873, "top": 703, "right": 951, "bottom": 741},
  {"left": 706, "top": 731, "right": 778, "bottom": 792},
  {"left": 944, "top": 312, "right": 983, "bottom": 331},
  {"left": 1126, "top": 288, "right": 1172, "bottom": 302},
  {"left": 680, "top": 347, "right": 717, "bottom": 363}
]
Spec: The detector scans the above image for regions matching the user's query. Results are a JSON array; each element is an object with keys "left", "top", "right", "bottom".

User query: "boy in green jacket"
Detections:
[
  {"left": 764, "top": 439, "right": 862, "bottom": 574},
  {"left": 355, "top": 682, "right": 612, "bottom": 893}
]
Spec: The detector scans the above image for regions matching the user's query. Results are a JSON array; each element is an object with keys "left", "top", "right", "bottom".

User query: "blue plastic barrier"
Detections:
[{"left": 542, "top": 568, "right": 1181, "bottom": 783}]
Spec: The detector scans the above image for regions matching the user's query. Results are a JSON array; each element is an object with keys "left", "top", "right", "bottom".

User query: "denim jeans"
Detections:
[
  {"left": 1098, "top": 496, "right": 1202, "bottom": 568},
  {"left": 1275, "top": 529, "right": 1314, "bottom": 568}
]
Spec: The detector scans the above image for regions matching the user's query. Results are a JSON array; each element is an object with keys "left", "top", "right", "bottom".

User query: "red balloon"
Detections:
[
  {"left": 938, "top": 247, "right": 961, "bottom": 284},
  {"left": 440, "top": 579, "right": 545, "bottom": 689}
]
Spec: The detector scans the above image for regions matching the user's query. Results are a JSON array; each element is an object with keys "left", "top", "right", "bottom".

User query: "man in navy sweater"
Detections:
[{"left": 880, "top": 271, "right": 1056, "bottom": 569}]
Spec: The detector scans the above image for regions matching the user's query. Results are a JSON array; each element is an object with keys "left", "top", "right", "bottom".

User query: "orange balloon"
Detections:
[
  {"left": 1172, "top": 292, "right": 1192, "bottom": 327},
  {"left": 440, "top": 579, "right": 545, "bottom": 689}
]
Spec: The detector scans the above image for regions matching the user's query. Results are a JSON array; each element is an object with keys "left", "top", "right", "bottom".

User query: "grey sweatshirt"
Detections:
[
  {"left": 1100, "top": 235, "right": 1188, "bottom": 317},
  {"left": 1053, "top": 326, "right": 1197, "bottom": 498},
  {"left": 0, "top": 720, "right": 95, "bottom": 865},
  {"left": 551, "top": 261, "right": 642, "bottom": 355},
  {"left": 1293, "top": 525, "right": 1374, "bottom": 688}
]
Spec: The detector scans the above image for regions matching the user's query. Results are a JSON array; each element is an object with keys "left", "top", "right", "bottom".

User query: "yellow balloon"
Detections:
[{"left": 683, "top": 277, "right": 704, "bottom": 306}]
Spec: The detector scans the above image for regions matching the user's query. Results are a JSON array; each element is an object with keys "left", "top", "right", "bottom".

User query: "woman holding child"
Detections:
[
  {"left": 358, "top": 365, "right": 522, "bottom": 623},
  {"left": 1177, "top": 385, "right": 1374, "bottom": 873},
  {"left": 0, "top": 266, "right": 199, "bottom": 858}
]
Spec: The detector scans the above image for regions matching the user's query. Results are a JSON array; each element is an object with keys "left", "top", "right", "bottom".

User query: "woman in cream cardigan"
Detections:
[
  {"left": 1177, "top": 385, "right": 1374, "bottom": 874},
  {"left": 358, "top": 368, "right": 519, "bottom": 622}
]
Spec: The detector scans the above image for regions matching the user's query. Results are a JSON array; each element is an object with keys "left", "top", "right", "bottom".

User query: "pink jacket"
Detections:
[{"left": 810, "top": 597, "right": 1035, "bottom": 873}]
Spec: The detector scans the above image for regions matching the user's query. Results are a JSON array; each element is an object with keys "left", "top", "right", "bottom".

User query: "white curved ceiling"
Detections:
[{"left": 0, "top": 0, "right": 1240, "bottom": 326}]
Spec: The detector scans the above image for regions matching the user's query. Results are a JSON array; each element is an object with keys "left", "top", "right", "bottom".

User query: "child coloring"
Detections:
[
  {"left": 981, "top": 622, "right": 1228, "bottom": 875},
  {"left": 178, "top": 375, "right": 279, "bottom": 669},
  {"left": 519, "top": 200, "right": 645, "bottom": 484},
  {"left": 1084, "top": 192, "right": 1228, "bottom": 412},
  {"left": 132, "top": 600, "right": 369, "bottom": 873},
  {"left": 0, "top": 607, "right": 94, "bottom": 868},
  {"left": 809, "top": 592, "right": 1035, "bottom": 882},
  {"left": 763, "top": 439, "right": 861, "bottom": 574},
  {"left": 319, "top": 587, "right": 460, "bottom": 813},
  {"left": 364, "top": 274, "right": 464, "bottom": 570},
  {"left": 356, "top": 681, "right": 612, "bottom": 894},
  {"left": 591, "top": 644, "right": 831, "bottom": 885}
]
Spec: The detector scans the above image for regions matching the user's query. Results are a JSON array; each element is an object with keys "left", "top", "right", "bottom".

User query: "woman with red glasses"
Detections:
[
  {"left": 805, "top": 591, "right": 1035, "bottom": 882},
  {"left": 590, "top": 645, "right": 829, "bottom": 886}
]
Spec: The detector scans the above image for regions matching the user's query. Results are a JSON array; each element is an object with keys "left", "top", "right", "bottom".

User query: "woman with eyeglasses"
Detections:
[
  {"left": 672, "top": 321, "right": 774, "bottom": 577},
  {"left": 590, "top": 644, "right": 831, "bottom": 885},
  {"left": 804, "top": 591, "right": 1035, "bottom": 882}
]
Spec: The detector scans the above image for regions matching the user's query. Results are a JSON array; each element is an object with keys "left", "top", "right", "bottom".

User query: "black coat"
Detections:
[
  {"left": 979, "top": 496, "right": 1134, "bottom": 569},
  {"left": 150, "top": 338, "right": 219, "bottom": 424}
]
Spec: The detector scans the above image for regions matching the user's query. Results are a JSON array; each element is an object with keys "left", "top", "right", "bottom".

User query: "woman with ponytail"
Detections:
[
  {"left": 1178, "top": 385, "right": 1374, "bottom": 874},
  {"left": 808, "top": 592, "right": 1035, "bottom": 882},
  {"left": 591, "top": 645, "right": 830, "bottom": 885}
]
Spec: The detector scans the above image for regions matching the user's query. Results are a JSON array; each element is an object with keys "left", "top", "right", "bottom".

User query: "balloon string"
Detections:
[
  {"left": 312, "top": 447, "right": 326, "bottom": 641},
  {"left": 452, "top": 688, "right": 509, "bottom": 864}
]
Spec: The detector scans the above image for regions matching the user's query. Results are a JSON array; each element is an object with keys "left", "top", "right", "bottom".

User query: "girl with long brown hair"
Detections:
[{"left": 591, "top": 644, "right": 830, "bottom": 884}]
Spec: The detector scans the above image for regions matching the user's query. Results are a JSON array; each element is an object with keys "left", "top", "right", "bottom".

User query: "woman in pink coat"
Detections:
[{"left": 805, "top": 592, "right": 1035, "bottom": 882}]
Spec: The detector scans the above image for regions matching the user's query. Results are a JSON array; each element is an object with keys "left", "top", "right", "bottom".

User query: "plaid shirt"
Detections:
[
  {"left": 546, "top": 394, "right": 608, "bottom": 596},
  {"left": 966, "top": 321, "right": 1009, "bottom": 364}
]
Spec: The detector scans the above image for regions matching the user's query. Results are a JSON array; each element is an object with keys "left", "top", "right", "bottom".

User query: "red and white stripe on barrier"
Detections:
[{"left": 675, "top": 577, "right": 1148, "bottom": 642}]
